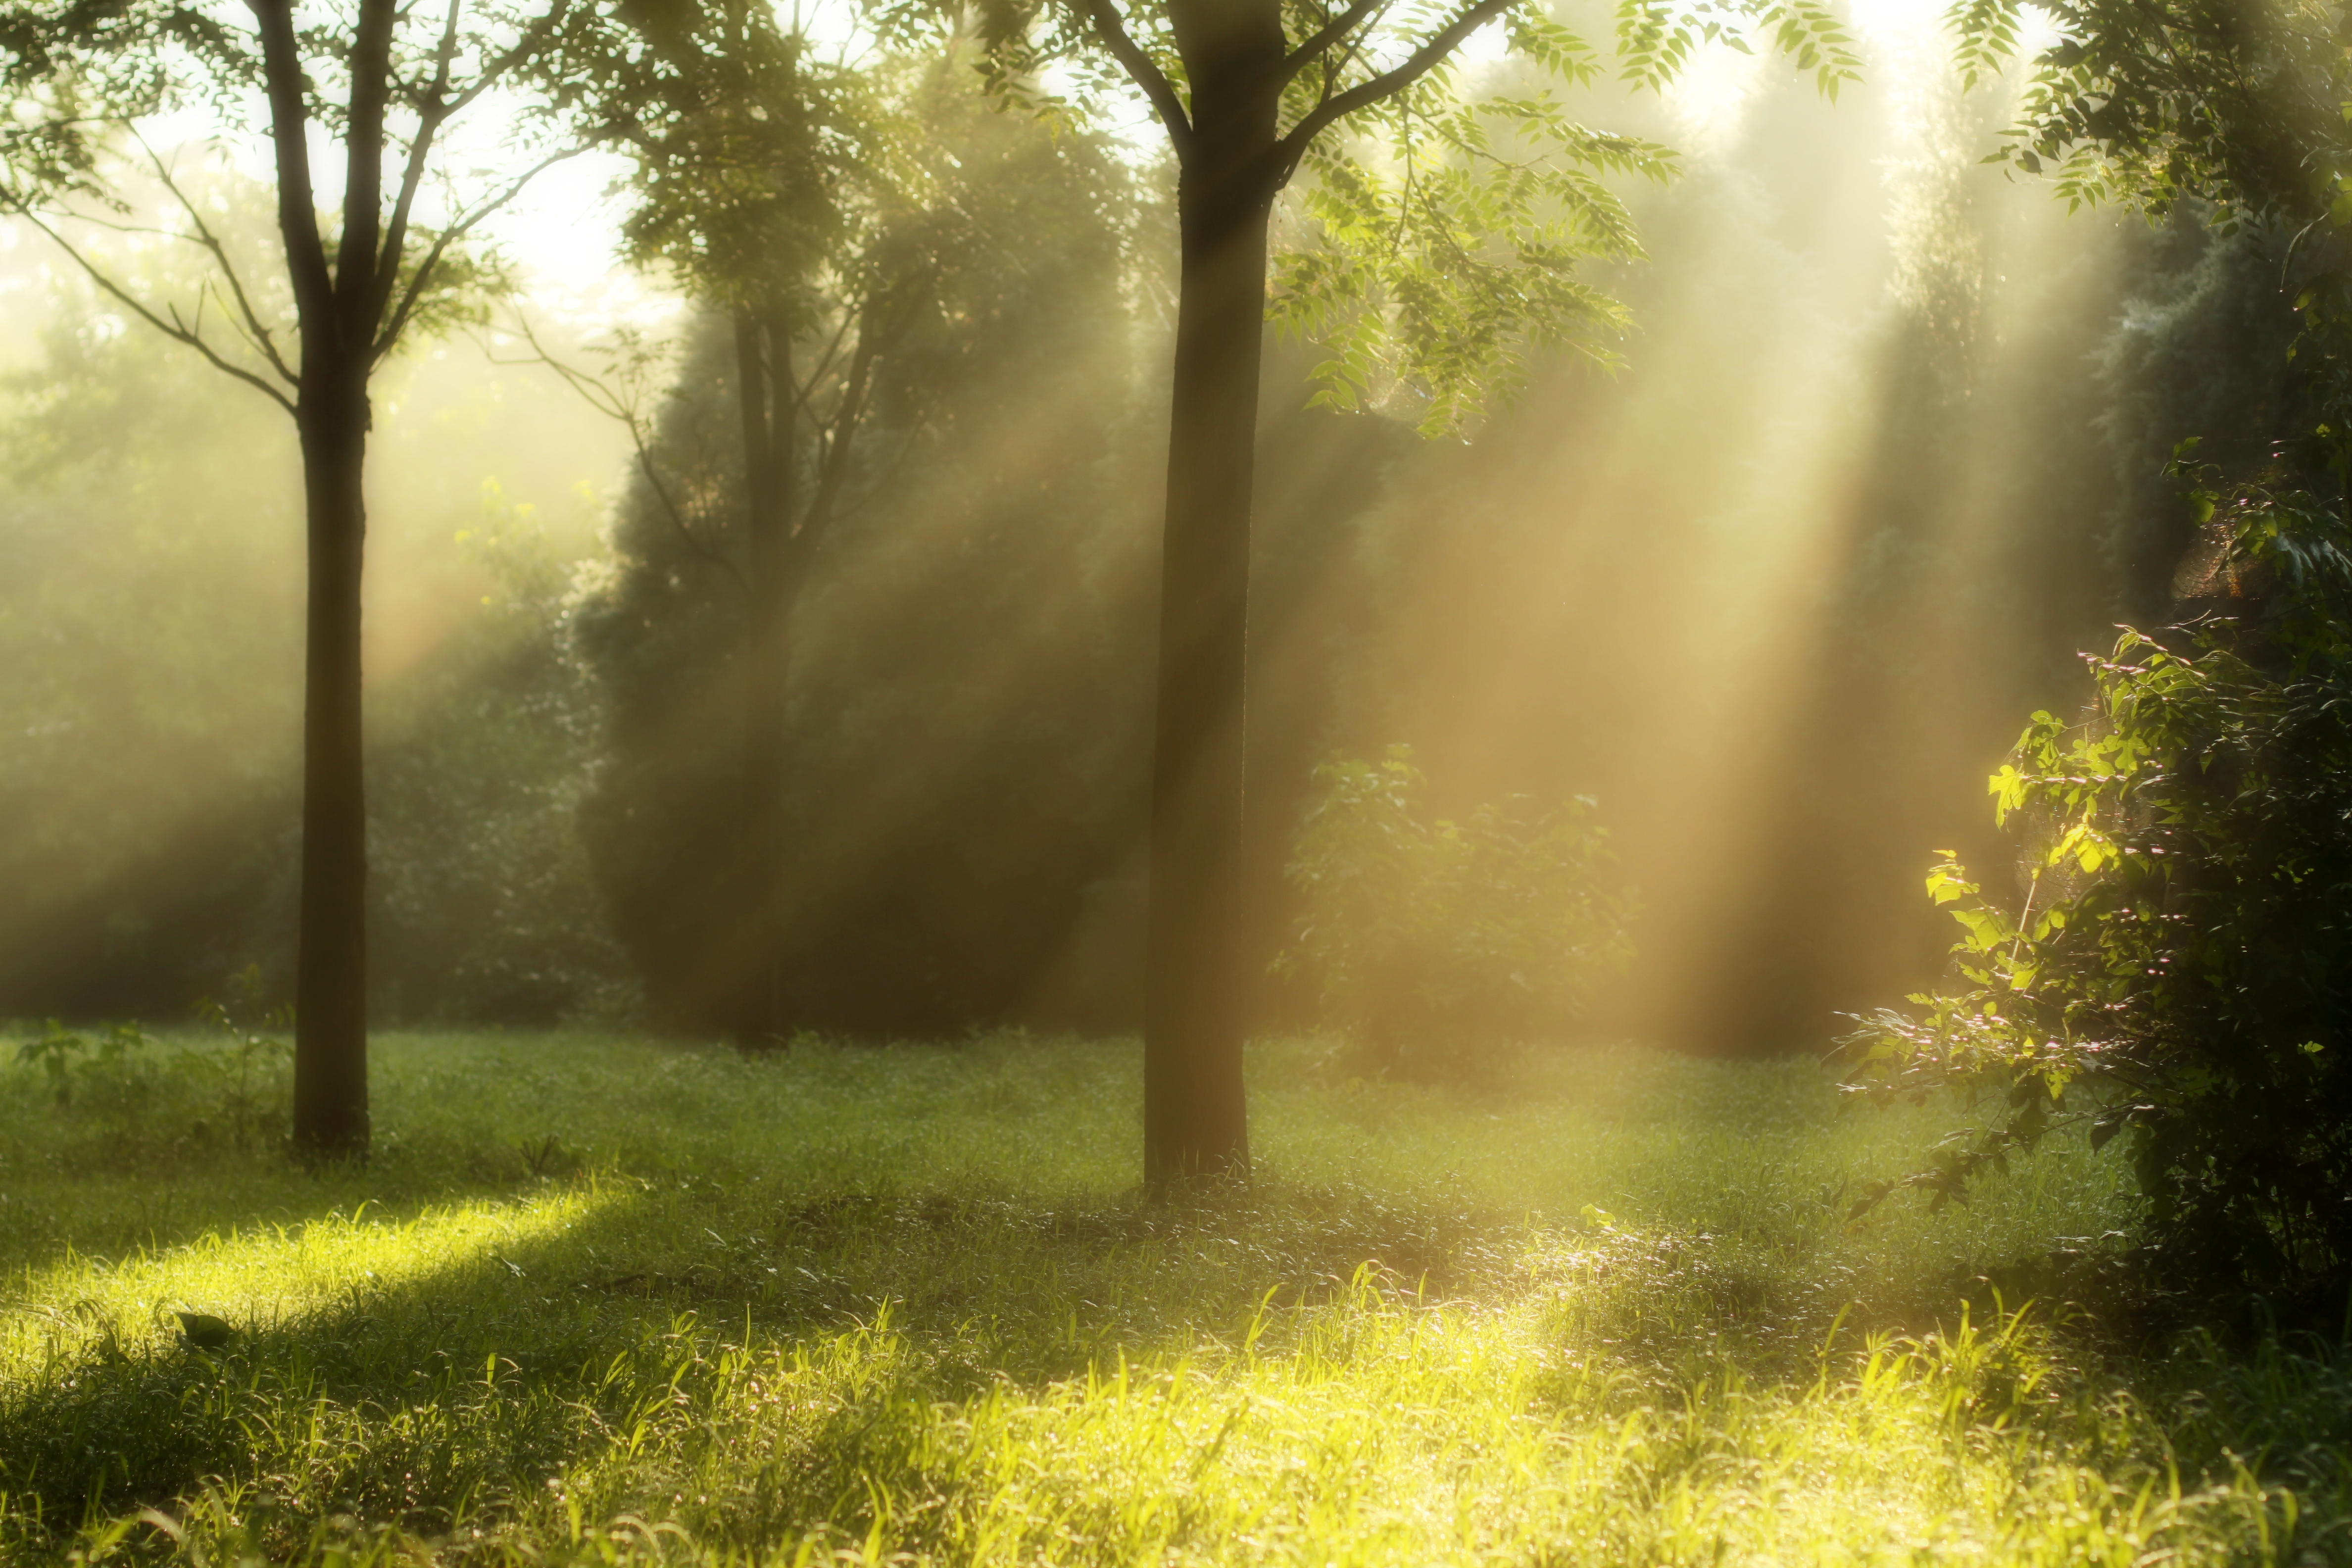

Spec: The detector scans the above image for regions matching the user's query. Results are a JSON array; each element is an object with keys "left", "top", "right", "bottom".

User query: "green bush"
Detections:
[
  {"left": 1844, "top": 485, "right": 2352, "bottom": 1303},
  {"left": 1277, "top": 747, "right": 1635, "bottom": 1072}
]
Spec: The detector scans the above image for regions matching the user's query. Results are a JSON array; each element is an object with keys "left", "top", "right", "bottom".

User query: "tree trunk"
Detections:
[
  {"left": 735, "top": 306, "right": 794, "bottom": 1049},
  {"left": 292, "top": 369, "right": 371, "bottom": 1156},
  {"left": 1143, "top": 9, "right": 1283, "bottom": 1189}
]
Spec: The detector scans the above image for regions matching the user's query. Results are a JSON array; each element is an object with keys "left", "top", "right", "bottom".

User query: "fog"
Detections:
[{"left": 0, "top": 2, "right": 2276, "bottom": 1048}]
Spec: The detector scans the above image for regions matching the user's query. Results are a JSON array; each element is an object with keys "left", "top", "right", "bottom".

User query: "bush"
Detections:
[
  {"left": 1276, "top": 747, "right": 1635, "bottom": 1072},
  {"left": 1843, "top": 485, "right": 2352, "bottom": 1303}
]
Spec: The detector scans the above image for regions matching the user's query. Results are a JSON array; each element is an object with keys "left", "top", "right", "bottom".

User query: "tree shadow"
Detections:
[{"left": 0, "top": 1166, "right": 1563, "bottom": 1542}]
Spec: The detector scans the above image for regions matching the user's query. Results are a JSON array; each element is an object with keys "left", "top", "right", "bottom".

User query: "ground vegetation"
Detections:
[{"left": 12, "top": 1029, "right": 2346, "bottom": 1566}]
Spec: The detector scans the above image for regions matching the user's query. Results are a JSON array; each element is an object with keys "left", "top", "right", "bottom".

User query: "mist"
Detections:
[{"left": 0, "top": 8, "right": 2280, "bottom": 1050}]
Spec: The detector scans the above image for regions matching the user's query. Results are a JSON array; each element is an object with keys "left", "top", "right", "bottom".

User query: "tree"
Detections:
[
  {"left": 555, "top": 3, "right": 977, "bottom": 1048},
  {"left": 0, "top": 205, "right": 622, "bottom": 1029},
  {"left": 560, "top": 38, "right": 1156, "bottom": 1039},
  {"left": 969, "top": 0, "right": 1857, "bottom": 1183},
  {"left": 0, "top": 0, "right": 596, "bottom": 1154}
]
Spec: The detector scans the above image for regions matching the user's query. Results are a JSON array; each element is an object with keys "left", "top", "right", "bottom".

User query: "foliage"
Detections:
[
  {"left": 1273, "top": 60, "right": 1676, "bottom": 435},
  {"left": 1277, "top": 747, "right": 1634, "bottom": 1069},
  {"left": 1947, "top": 0, "right": 2341, "bottom": 226},
  {"left": 1842, "top": 485, "right": 2352, "bottom": 1299},
  {"left": 15, "top": 1020, "right": 157, "bottom": 1109},
  {"left": 584, "top": 0, "right": 884, "bottom": 315},
  {"left": 367, "top": 483, "right": 628, "bottom": 1025},
  {"left": 957, "top": 0, "right": 1855, "bottom": 436},
  {"left": 570, "top": 63, "right": 1162, "bottom": 1036},
  {"left": 1943, "top": 0, "right": 2352, "bottom": 507},
  {"left": 1947, "top": 0, "right": 2352, "bottom": 493},
  {"left": 11, "top": 967, "right": 291, "bottom": 1155},
  {"left": 1923, "top": 0, "right": 2352, "bottom": 1298}
]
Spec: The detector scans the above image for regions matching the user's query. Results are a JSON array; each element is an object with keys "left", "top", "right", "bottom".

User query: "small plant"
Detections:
[
  {"left": 1843, "top": 483, "right": 2352, "bottom": 1304},
  {"left": 7, "top": 965, "right": 291, "bottom": 1155},
  {"left": 14, "top": 1020, "right": 155, "bottom": 1108},
  {"left": 518, "top": 1133, "right": 582, "bottom": 1178},
  {"left": 1276, "top": 746, "right": 1636, "bottom": 1073},
  {"left": 189, "top": 964, "right": 294, "bottom": 1150}
]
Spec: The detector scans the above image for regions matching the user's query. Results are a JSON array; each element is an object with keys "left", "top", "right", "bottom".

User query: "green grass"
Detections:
[{"left": 2, "top": 1030, "right": 2349, "bottom": 1565}]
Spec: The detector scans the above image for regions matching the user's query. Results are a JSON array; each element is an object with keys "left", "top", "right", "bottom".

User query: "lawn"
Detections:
[{"left": 2, "top": 1029, "right": 2347, "bottom": 1565}]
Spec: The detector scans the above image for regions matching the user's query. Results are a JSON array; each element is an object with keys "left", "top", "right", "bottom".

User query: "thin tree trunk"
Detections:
[
  {"left": 292, "top": 371, "right": 371, "bottom": 1156},
  {"left": 735, "top": 305, "right": 793, "bottom": 1049},
  {"left": 1143, "top": 14, "right": 1282, "bottom": 1188}
]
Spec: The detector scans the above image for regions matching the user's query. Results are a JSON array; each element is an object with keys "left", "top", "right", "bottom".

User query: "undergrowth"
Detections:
[{"left": 0, "top": 1031, "right": 2344, "bottom": 1564}]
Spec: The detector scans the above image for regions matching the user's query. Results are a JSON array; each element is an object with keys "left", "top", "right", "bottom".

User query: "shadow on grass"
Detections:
[
  {"left": 0, "top": 1159, "right": 1558, "bottom": 1540},
  {"left": 0, "top": 1034, "right": 2167, "bottom": 1561}
]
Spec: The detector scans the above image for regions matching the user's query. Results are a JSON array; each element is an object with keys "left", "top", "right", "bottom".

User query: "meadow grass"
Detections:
[{"left": 1, "top": 1029, "right": 2348, "bottom": 1565}]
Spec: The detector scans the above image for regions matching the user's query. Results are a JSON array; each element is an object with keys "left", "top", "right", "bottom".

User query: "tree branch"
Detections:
[
  {"left": 1076, "top": 0, "right": 1193, "bottom": 158},
  {"left": 369, "top": 0, "right": 582, "bottom": 354},
  {"left": 371, "top": 145, "right": 585, "bottom": 362},
  {"left": 494, "top": 315, "right": 749, "bottom": 591},
  {"left": 339, "top": 0, "right": 399, "bottom": 329},
  {"left": 128, "top": 128, "right": 298, "bottom": 387},
  {"left": 247, "top": 0, "right": 337, "bottom": 335},
  {"left": 370, "top": 0, "right": 463, "bottom": 331},
  {"left": 5, "top": 200, "right": 297, "bottom": 415},
  {"left": 631, "top": 429, "right": 751, "bottom": 590},
  {"left": 786, "top": 269, "right": 932, "bottom": 583},
  {"left": 1278, "top": 0, "right": 1389, "bottom": 88},
  {"left": 787, "top": 307, "right": 857, "bottom": 423},
  {"left": 1273, "top": 0, "right": 1517, "bottom": 175}
]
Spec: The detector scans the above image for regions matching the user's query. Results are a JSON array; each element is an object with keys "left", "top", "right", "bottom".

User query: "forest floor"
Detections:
[{"left": 1, "top": 1030, "right": 2347, "bottom": 1565}]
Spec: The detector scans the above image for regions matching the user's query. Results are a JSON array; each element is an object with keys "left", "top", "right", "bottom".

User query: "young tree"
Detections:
[
  {"left": 972, "top": 0, "right": 1856, "bottom": 1184},
  {"left": 0, "top": 0, "right": 595, "bottom": 1154}
]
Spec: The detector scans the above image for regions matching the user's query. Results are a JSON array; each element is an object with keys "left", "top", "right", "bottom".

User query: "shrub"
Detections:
[
  {"left": 1277, "top": 747, "right": 1635, "bottom": 1072},
  {"left": 1843, "top": 484, "right": 2352, "bottom": 1302}
]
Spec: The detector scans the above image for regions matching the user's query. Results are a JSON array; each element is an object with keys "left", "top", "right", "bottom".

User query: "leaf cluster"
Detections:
[
  {"left": 584, "top": 0, "right": 878, "bottom": 315},
  {"left": 1842, "top": 485, "right": 2352, "bottom": 1299},
  {"left": 1948, "top": 0, "right": 2346, "bottom": 226},
  {"left": 954, "top": 0, "right": 1854, "bottom": 432},
  {"left": 1272, "top": 56, "right": 1674, "bottom": 433},
  {"left": 1268, "top": 0, "right": 1852, "bottom": 432}
]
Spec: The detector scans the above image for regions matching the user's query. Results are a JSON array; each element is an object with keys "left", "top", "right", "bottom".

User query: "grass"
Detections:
[{"left": 2, "top": 1028, "right": 2350, "bottom": 1565}]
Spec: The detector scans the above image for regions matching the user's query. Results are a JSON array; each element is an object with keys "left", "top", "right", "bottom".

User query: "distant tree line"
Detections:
[
  {"left": 0, "top": 180, "right": 2302, "bottom": 1052},
  {"left": 3, "top": 0, "right": 2332, "bottom": 1186}
]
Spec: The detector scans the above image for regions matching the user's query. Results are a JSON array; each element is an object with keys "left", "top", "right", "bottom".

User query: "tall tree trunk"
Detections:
[
  {"left": 735, "top": 306, "right": 794, "bottom": 1048},
  {"left": 292, "top": 369, "right": 371, "bottom": 1156},
  {"left": 1143, "top": 10, "right": 1283, "bottom": 1188}
]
